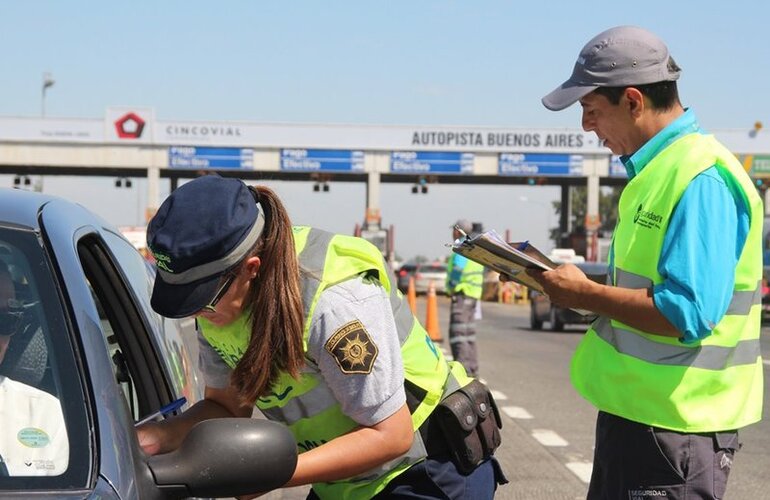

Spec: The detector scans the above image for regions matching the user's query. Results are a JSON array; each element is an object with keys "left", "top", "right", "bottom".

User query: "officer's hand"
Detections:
[
  {"left": 526, "top": 263, "right": 590, "bottom": 307},
  {"left": 136, "top": 421, "right": 165, "bottom": 456}
]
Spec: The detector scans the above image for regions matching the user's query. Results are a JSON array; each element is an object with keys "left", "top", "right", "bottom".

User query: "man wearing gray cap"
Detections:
[
  {"left": 532, "top": 26, "right": 763, "bottom": 499},
  {"left": 445, "top": 219, "right": 484, "bottom": 377}
]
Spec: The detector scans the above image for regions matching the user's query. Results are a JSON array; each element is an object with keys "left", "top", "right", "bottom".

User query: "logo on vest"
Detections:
[
  {"left": 258, "top": 386, "right": 294, "bottom": 405},
  {"left": 325, "top": 320, "right": 379, "bottom": 374},
  {"left": 633, "top": 203, "right": 664, "bottom": 230},
  {"left": 628, "top": 488, "right": 669, "bottom": 499}
]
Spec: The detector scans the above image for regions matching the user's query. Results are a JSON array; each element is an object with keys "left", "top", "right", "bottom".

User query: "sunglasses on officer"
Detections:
[{"left": 202, "top": 273, "right": 237, "bottom": 313}]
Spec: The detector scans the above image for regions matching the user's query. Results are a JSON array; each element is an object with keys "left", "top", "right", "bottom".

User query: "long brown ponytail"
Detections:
[{"left": 230, "top": 185, "right": 305, "bottom": 402}]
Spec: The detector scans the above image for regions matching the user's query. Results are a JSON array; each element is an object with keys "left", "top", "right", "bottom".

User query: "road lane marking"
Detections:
[
  {"left": 502, "top": 406, "right": 532, "bottom": 419},
  {"left": 490, "top": 390, "right": 508, "bottom": 400},
  {"left": 532, "top": 429, "right": 568, "bottom": 447},
  {"left": 566, "top": 462, "right": 593, "bottom": 483}
]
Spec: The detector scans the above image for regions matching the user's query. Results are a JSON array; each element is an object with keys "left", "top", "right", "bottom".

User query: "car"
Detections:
[
  {"left": 396, "top": 262, "right": 447, "bottom": 295},
  {"left": 0, "top": 188, "right": 296, "bottom": 499},
  {"left": 413, "top": 262, "right": 448, "bottom": 295},
  {"left": 396, "top": 262, "right": 418, "bottom": 293},
  {"left": 529, "top": 261, "right": 607, "bottom": 331}
]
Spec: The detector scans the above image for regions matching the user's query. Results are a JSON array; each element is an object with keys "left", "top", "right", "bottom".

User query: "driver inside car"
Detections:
[{"left": 0, "top": 261, "right": 68, "bottom": 476}]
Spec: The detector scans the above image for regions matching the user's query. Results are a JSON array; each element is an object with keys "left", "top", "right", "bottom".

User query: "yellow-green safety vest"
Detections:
[
  {"left": 446, "top": 254, "right": 484, "bottom": 300},
  {"left": 199, "top": 226, "right": 471, "bottom": 499},
  {"left": 572, "top": 133, "right": 764, "bottom": 432}
]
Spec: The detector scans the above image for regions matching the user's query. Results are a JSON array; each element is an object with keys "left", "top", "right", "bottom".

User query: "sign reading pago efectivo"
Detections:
[
  {"left": 609, "top": 156, "right": 629, "bottom": 178},
  {"left": 168, "top": 146, "right": 253, "bottom": 169},
  {"left": 498, "top": 153, "right": 584, "bottom": 176},
  {"left": 390, "top": 151, "right": 474, "bottom": 174},
  {"left": 280, "top": 149, "right": 365, "bottom": 172}
]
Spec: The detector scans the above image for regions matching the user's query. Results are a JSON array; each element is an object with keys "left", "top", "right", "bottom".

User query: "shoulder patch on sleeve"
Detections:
[{"left": 324, "top": 319, "right": 379, "bottom": 374}]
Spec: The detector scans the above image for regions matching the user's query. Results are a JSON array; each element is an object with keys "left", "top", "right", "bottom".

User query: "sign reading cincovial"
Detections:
[
  {"left": 168, "top": 146, "right": 254, "bottom": 169},
  {"left": 390, "top": 152, "right": 474, "bottom": 174},
  {"left": 280, "top": 149, "right": 365, "bottom": 172},
  {"left": 498, "top": 153, "right": 584, "bottom": 176}
]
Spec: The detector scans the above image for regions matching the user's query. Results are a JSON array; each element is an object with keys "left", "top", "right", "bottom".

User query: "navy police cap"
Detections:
[{"left": 147, "top": 175, "right": 264, "bottom": 318}]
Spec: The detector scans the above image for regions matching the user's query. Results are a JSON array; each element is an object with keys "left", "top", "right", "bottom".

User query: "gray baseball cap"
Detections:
[
  {"left": 453, "top": 219, "right": 473, "bottom": 234},
  {"left": 542, "top": 25, "right": 681, "bottom": 111}
]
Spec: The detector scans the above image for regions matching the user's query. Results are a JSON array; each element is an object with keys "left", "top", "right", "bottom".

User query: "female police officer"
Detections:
[{"left": 136, "top": 175, "right": 505, "bottom": 499}]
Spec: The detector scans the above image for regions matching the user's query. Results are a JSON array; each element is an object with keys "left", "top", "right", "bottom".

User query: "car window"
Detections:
[
  {"left": 77, "top": 233, "right": 175, "bottom": 423},
  {"left": 0, "top": 228, "right": 89, "bottom": 489},
  {"left": 100, "top": 230, "right": 201, "bottom": 403},
  {"left": 421, "top": 264, "right": 447, "bottom": 274}
]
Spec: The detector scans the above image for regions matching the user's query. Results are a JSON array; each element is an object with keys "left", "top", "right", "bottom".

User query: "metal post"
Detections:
[{"left": 41, "top": 72, "right": 55, "bottom": 117}]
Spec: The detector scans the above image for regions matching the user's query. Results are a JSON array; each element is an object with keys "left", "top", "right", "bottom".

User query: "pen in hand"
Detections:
[{"left": 135, "top": 397, "right": 187, "bottom": 427}]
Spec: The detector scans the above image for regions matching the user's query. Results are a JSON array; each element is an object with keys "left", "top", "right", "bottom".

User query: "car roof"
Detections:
[
  {"left": 0, "top": 188, "right": 58, "bottom": 229},
  {"left": 576, "top": 261, "right": 608, "bottom": 274}
]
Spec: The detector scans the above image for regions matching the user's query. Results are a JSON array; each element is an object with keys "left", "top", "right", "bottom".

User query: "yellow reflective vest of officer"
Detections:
[
  {"left": 445, "top": 254, "right": 484, "bottom": 300},
  {"left": 572, "top": 133, "right": 764, "bottom": 432},
  {"left": 199, "top": 226, "right": 471, "bottom": 499}
]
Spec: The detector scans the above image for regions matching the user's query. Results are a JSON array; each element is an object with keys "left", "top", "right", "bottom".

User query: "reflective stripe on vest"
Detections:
[
  {"left": 201, "top": 226, "right": 470, "bottom": 499},
  {"left": 571, "top": 133, "right": 764, "bottom": 432}
]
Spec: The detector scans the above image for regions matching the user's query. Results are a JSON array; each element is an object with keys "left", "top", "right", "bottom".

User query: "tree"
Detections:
[{"left": 551, "top": 186, "right": 623, "bottom": 245}]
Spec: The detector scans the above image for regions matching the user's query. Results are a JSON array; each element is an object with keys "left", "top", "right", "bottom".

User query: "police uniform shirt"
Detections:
[
  {"left": 198, "top": 275, "right": 406, "bottom": 426},
  {"left": 0, "top": 376, "right": 69, "bottom": 476}
]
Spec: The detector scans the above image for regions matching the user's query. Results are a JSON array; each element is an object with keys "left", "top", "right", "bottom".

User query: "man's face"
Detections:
[
  {"left": 579, "top": 91, "right": 638, "bottom": 156},
  {"left": 0, "top": 273, "right": 14, "bottom": 364}
]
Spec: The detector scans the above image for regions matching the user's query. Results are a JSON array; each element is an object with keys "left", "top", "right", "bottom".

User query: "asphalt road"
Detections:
[{"left": 263, "top": 295, "right": 770, "bottom": 499}]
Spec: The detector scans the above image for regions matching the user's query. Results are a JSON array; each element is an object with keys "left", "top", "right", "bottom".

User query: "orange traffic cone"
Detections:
[
  {"left": 407, "top": 276, "right": 417, "bottom": 314},
  {"left": 425, "top": 281, "right": 442, "bottom": 342}
]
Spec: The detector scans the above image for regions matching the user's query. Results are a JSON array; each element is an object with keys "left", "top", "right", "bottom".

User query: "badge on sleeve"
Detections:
[{"left": 325, "top": 320, "right": 379, "bottom": 374}]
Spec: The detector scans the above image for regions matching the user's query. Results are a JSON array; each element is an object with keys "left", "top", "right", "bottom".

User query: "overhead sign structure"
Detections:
[
  {"left": 280, "top": 149, "right": 365, "bottom": 172},
  {"left": 168, "top": 146, "right": 254, "bottom": 169},
  {"left": 498, "top": 153, "right": 584, "bottom": 176},
  {"left": 390, "top": 151, "right": 474, "bottom": 174}
]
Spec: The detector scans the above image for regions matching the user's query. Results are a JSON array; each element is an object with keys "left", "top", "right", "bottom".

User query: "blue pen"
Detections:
[{"left": 135, "top": 396, "right": 187, "bottom": 426}]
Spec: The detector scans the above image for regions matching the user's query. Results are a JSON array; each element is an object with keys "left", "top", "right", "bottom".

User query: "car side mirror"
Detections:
[{"left": 147, "top": 418, "right": 297, "bottom": 499}]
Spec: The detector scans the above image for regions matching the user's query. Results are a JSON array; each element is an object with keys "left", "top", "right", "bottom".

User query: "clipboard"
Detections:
[{"left": 450, "top": 228, "right": 592, "bottom": 316}]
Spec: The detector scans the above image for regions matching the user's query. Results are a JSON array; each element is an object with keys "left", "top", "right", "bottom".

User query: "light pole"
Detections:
[{"left": 41, "top": 72, "right": 55, "bottom": 117}]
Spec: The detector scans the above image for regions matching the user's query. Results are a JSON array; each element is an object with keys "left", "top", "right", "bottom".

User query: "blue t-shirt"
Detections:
[{"left": 615, "top": 109, "right": 750, "bottom": 343}]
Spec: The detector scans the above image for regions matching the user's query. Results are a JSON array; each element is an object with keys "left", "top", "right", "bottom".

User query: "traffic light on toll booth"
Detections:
[
  {"left": 526, "top": 177, "right": 548, "bottom": 186},
  {"left": 756, "top": 178, "right": 767, "bottom": 193}
]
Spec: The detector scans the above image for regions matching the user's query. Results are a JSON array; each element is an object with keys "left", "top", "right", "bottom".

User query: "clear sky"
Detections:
[{"left": 1, "top": 1, "right": 768, "bottom": 261}]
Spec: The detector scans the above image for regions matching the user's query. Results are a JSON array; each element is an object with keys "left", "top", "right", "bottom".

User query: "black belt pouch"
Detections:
[{"left": 433, "top": 379, "right": 503, "bottom": 474}]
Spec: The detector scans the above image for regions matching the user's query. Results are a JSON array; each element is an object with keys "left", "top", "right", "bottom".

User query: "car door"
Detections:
[{"left": 39, "top": 199, "right": 196, "bottom": 499}]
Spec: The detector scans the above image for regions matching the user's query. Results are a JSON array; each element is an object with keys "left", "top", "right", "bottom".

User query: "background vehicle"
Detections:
[
  {"left": 0, "top": 189, "right": 296, "bottom": 499},
  {"left": 396, "top": 262, "right": 447, "bottom": 295},
  {"left": 396, "top": 262, "right": 418, "bottom": 292},
  {"left": 529, "top": 261, "right": 607, "bottom": 331}
]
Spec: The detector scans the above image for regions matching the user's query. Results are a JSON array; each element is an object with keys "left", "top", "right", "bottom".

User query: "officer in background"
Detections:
[{"left": 446, "top": 220, "right": 485, "bottom": 377}]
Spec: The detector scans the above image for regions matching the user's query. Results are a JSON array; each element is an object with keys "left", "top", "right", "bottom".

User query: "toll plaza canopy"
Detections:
[{"left": 1, "top": 107, "right": 769, "bottom": 225}]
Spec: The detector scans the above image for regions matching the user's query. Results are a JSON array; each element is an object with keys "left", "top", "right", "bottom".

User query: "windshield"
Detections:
[{"left": 0, "top": 227, "right": 89, "bottom": 489}]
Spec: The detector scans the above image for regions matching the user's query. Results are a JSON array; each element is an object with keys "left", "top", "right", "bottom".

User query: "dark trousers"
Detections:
[
  {"left": 587, "top": 411, "right": 740, "bottom": 500},
  {"left": 449, "top": 294, "right": 478, "bottom": 377},
  {"left": 305, "top": 457, "right": 505, "bottom": 500}
]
